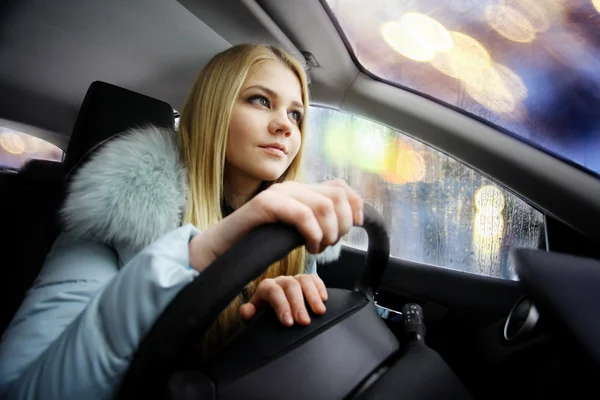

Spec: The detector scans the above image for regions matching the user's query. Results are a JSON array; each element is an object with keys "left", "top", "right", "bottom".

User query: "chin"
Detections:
[{"left": 252, "top": 165, "right": 288, "bottom": 182}]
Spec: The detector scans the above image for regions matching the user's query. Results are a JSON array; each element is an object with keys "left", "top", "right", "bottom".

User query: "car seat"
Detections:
[{"left": 0, "top": 80, "right": 175, "bottom": 336}]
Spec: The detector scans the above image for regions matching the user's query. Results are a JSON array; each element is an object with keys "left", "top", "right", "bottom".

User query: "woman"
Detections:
[{"left": 0, "top": 44, "right": 363, "bottom": 399}]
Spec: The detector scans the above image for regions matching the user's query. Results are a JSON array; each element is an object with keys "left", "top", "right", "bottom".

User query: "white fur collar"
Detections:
[{"left": 60, "top": 125, "right": 341, "bottom": 263}]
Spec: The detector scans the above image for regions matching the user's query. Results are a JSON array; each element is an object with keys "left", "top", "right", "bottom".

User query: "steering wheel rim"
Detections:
[{"left": 117, "top": 203, "right": 389, "bottom": 399}]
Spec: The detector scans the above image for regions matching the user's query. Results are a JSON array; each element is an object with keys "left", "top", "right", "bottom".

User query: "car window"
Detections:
[
  {"left": 304, "top": 107, "right": 546, "bottom": 280},
  {"left": 0, "top": 127, "right": 64, "bottom": 171},
  {"left": 323, "top": 0, "right": 600, "bottom": 178}
]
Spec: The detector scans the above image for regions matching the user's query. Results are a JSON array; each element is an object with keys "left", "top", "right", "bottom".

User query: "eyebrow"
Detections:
[{"left": 244, "top": 85, "right": 304, "bottom": 111}]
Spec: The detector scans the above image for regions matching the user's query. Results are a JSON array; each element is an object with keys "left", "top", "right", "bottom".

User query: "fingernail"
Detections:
[
  {"left": 358, "top": 210, "right": 364, "bottom": 226},
  {"left": 298, "top": 311, "right": 310, "bottom": 324},
  {"left": 282, "top": 312, "right": 293, "bottom": 326}
]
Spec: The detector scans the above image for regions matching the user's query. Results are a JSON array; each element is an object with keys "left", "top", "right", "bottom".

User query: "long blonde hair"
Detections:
[{"left": 177, "top": 44, "right": 310, "bottom": 358}]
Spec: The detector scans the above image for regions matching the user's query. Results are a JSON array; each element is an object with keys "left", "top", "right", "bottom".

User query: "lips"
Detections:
[{"left": 259, "top": 143, "right": 287, "bottom": 154}]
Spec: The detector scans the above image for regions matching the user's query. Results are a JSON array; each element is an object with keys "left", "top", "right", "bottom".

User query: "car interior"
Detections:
[{"left": 1, "top": 0, "right": 600, "bottom": 399}]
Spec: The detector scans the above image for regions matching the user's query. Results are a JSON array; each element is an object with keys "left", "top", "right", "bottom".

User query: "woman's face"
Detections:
[{"left": 225, "top": 60, "right": 304, "bottom": 188}]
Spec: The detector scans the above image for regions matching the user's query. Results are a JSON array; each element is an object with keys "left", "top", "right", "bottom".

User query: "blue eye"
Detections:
[
  {"left": 289, "top": 110, "right": 303, "bottom": 122},
  {"left": 249, "top": 95, "right": 270, "bottom": 107}
]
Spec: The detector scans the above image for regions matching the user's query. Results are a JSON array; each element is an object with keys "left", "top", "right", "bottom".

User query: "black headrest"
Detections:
[
  {"left": 20, "top": 159, "right": 64, "bottom": 183},
  {"left": 64, "top": 81, "right": 175, "bottom": 173}
]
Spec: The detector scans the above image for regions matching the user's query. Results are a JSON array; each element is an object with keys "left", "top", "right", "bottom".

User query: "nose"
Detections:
[{"left": 268, "top": 109, "right": 293, "bottom": 137}]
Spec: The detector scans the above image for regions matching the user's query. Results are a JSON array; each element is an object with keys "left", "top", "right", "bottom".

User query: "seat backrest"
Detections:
[
  {"left": 0, "top": 81, "right": 175, "bottom": 336},
  {"left": 0, "top": 160, "right": 66, "bottom": 335},
  {"left": 64, "top": 80, "right": 175, "bottom": 176}
]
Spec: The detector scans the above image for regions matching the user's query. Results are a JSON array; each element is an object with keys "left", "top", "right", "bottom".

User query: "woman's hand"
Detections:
[
  {"left": 249, "top": 180, "right": 364, "bottom": 254},
  {"left": 240, "top": 274, "right": 328, "bottom": 326},
  {"left": 189, "top": 179, "right": 364, "bottom": 271}
]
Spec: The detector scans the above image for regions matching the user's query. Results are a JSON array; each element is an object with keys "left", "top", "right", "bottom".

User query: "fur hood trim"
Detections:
[
  {"left": 60, "top": 125, "right": 342, "bottom": 263},
  {"left": 61, "top": 126, "right": 188, "bottom": 252}
]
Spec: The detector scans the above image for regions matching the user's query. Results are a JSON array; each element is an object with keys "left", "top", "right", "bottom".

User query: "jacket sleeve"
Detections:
[
  {"left": 304, "top": 258, "right": 317, "bottom": 275},
  {"left": 0, "top": 224, "right": 200, "bottom": 400}
]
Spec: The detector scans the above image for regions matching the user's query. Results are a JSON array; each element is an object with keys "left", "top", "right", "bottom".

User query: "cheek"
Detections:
[
  {"left": 226, "top": 111, "right": 249, "bottom": 159},
  {"left": 289, "top": 131, "right": 302, "bottom": 158},
  {"left": 228, "top": 108, "right": 260, "bottom": 144}
]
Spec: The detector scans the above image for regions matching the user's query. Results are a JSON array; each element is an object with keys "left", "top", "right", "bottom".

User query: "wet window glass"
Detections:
[
  {"left": 304, "top": 107, "right": 546, "bottom": 280},
  {"left": 0, "top": 127, "right": 64, "bottom": 171},
  {"left": 324, "top": 0, "right": 600, "bottom": 177}
]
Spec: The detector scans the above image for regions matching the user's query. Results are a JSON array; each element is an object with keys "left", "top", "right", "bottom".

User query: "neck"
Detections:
[{"left": 223, "top": 174, "right": 262, "bottom": 209}]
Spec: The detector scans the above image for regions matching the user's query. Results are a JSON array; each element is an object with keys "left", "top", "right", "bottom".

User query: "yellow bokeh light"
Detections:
[
  {"left": 506, "top": 0, "right": 552, "bottom": 33},
  {"left": 467, "top": 84, "right": 516, "bottom": 113},
  {"left": 464, "top": 66, "right": 517, "bottom": 113},
  {"left": 594, "top": 0, "right": 600, "bottom": 14},
  {"left": 381, "top": 140, "right": 426, "bottom": 184},
  {"left": 430, "top": 51, "right": 461, "bottom": 79},
  {"left": 474, "top": 213, "right": 504, "bottom": 238},
  {"left": 0, "top": 132, "right": 26, "bottom": 155},
  {"left": 475, "top": 185, "right": 506, "bottom": 216},
  {"left": 473, "top": 185, "right": 506, "bottom": 263},
  {"left": 431, "top": 31, "right": 491, "bottom": 81},
  {"left": 401, "top": 12, "right": 453, "bottom": 53},
  {"left": 382, "top": 21, "right": 434, "bottom": 62},
  {"left": 381, "top": 13, "right": 453, "bottom": 62},
  {"left": 485, "top": 5, "right": 536, "bottom": 43},
  {"left": 494, "top": 64, "right": 528, "bottom": 101}
]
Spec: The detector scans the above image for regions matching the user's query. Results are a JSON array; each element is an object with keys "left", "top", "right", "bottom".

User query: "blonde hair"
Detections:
[{"left": 177, "top": 44, "right": 310, "bottom": 358}]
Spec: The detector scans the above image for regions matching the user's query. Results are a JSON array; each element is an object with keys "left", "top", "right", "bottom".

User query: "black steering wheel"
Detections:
[{"left": 116, "top": 203, "right": 393, "bottom": 399}]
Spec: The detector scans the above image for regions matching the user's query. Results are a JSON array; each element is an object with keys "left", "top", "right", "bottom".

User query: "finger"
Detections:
[
  {"left": 250, "top": 279, "right": 294, "bottom": 326},
  {"left": 239, "top": 302, "right": 256, "bottom": 321},
  {"left": 311, "top": 184, "right": 354, "bottom": 241},
  {"left": 323, "top": 179, "right": 364, "bottom": 226},
  {"left": 279, "top": 277, "right": 311, "bottom": 325},
  {"left": 296, "top": 189, "right": 339, "bottom": 248},
  {"left": 297, "top": 275, "right": 326, "bottom": 315},
  {"left": 311, "top": 274, "right": 328, "bottom": 302},
  {"left": 252, "top": 191, "right": 324, "bottom": 254},
  {"left": 267, "top": 184, "right": 337, "bottom": 252}
]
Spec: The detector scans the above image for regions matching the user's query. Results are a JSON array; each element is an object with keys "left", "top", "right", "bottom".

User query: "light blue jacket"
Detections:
[{"left": 0, "top": 126, "right": 336, "bottom": 400}]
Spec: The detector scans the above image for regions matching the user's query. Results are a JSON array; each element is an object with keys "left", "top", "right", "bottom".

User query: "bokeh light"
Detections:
[
  {"left": 511, "top": 0, "right": 552, "bottom": 32},
  {"left": 475, "top": 185, "right": 506, "bottom": 216},
  {"left": 381, "top": 139, "right": 426, "bottom": 184},
  {"left": 464, "top": 66, "right": 517, "bottom": 113},
  {"left": 485, "top": 5, "right": 536, "bottom": 43},
  {"left": 495, "top": 64, "right": 528, "bottom": 101},
  {"left": 432, "top": 31, "right": 491, "bottom": 81},
  {"left": 381, "top": 13, "right": 452, "bottom": 62},
  {"left": 0, "top": 132, "right": 25, "bottom": 155},
  {"left": 474, "top": 213, "right": 505, "bottom": 238}
]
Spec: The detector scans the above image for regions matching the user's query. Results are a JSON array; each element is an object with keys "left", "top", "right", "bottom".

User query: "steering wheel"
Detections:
[{"left": 116, "top": 203, "right": 395, "bottom": 399}]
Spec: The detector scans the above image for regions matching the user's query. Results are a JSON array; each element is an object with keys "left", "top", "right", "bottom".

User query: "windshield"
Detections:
[{"left": 324, "top": 0, "right": 600, "bottom": 177}]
